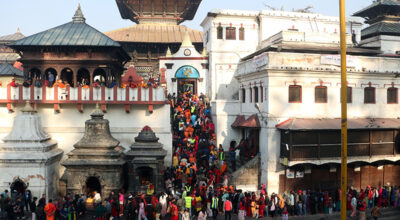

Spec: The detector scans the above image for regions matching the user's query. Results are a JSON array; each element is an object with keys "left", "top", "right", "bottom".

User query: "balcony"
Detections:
[
  {"left": 279, "top": 129, "right": 400, "bottom": 166},
  {"left": 0, "top": 85, "right": 168, "bottom": 113}
]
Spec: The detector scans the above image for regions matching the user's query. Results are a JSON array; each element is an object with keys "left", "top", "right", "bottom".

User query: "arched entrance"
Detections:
[
  {"left": 44, "top": 68, "right": 57, "bottom": 86},
  {"left": 77, "top": 68, "right": 90, "bottom": 86},
  {"left": 85, "top": 176, "right": 101, "bottom": 195},
  {"left": 60, "top": 68, "right": 74, "bottom": 87},
  {"left": 10, "top": 178, "right": 27, "bottom": 200},
  {"left": 29, "top": 68, "right": 42, "bottom": 81},
  {"left": 93, "top": 68, "right": 107, "bottom": 86},
  {"left": 175, "top": 65, "right": 200, "bottom": 95},
  {"left": 136, "top": 166, "right": 153, "bottom": 186}
]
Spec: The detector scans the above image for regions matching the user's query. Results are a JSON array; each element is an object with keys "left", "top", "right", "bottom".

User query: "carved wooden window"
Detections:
[
  {"left": 289, "top": 85, "right": 302, "bottom": 103},
  {"left": 254, "top": 87, "right": 259, "bottom": 103},
  {"left": 239, "top": 27, "right": 245, "bottom": 40},
  {"left": 217, "top": 26, "right": 223, "bottom": 39},
  {"left": 387, "top": 87, "right": 398, "bottom": 104},
  {"left": 364, "top": 87, "right": 375, "bottom": 104},
  {"left": 226, "top": 27, "right": 236, "bottom": 40},
  {"left": 315, "top": 86, "right": 327, "bottom": 103}
]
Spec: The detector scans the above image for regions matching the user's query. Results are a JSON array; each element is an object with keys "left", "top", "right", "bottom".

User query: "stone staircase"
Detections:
[{"left": 227, "top": 154, "right": 260, "bottom": 191}]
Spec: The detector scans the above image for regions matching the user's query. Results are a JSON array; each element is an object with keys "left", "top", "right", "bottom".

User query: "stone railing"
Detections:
[{"left": 0, "top": 85, "right": 168, "bottom": 113}]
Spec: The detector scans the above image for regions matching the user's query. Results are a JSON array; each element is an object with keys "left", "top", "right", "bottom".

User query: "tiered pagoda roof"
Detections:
[
  {"left": 354, "top": 0, "right": 400, "bottom": 40},
  {"left": 353, "top": 0, "right": 400, "bottom": 22},
  {"left": 115, "top": 0, "right": 202, "bottom": 24}
]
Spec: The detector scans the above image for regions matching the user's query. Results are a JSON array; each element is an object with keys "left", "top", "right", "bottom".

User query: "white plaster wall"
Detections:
[
  {"left": 202, "top": 13, "right": 259, "bottom": 100},
  {"left": 210, "top": 100, "right": 241, "bottom": 150},
  {"left": 0, "top": 163, "right": 46, "bottom": 200},
  {"left": 0, "top": 104, "right": 173, "bottom": 177},
  {"left": 360, "top": 35, "right": 400, "bottom": 54}
]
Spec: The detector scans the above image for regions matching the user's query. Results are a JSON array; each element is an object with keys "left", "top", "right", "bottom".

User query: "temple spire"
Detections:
[
  {"left": 166, "top": 47, "right": 172, "bottom": 57},
  {"left": 181, "top": 31, "right": 193, "bottom": 48},
  {"left": 72, "top": 4, "right": 86, "bottom": 23}
]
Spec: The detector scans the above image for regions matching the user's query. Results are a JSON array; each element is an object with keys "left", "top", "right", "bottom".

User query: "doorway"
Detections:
[
  {"left": 85, "top": 176, "right": 101, "bottom": 195},
  {"left": 136, "top": 167, "right": 153, "bottom": 186},
  {"left": 177, "top": 79, "right": 197, "bottom": 95},
  {"left": 10, "top": 179, "right": 26, "bottom": 200}
]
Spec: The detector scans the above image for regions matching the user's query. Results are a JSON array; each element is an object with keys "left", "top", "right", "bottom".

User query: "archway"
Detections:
[
  {"left": 77, "top": 68, "right": 90, "bottom": 86},
  {"left": 175, "top": 65, "right": 200, "bottom": 95},
  {"left": 60, "top": 68, "right": 74, "bottom": 87},
  {"left": 93, "top": 68, "right": 107, "bottom": 86},
  {"left": 85, "top": 176, "right": 101, "bottom": 195},
  {"left": 29, "top": 68, "right": 42, "bottom": 81},
  {"left": 136, "top": 166, "right": 153, "bottom": 186},
  {"left": 44, "top": 68, "right": 57, "bottom": 86},
  {"left": 10, "top": 178, "right": 27, "bottom": 200}
]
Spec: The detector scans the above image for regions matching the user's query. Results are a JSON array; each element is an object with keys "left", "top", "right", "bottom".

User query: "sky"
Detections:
[{"left": 0, "top": 0, "right": 371, "bottom": 37}]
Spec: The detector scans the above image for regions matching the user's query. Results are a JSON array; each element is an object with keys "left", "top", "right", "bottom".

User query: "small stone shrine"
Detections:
[
  {"left": 0, "top": 102, "right": 63, "bottom": 200},
  {"left": 126, "top": 126, "right": 167, "bottom": 193},
  {"left": 62, "top": 105, "right": 125, "bottom": 196}
]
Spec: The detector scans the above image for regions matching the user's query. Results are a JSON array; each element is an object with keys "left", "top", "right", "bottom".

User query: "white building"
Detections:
[
  {"left": 202, "top": 6, "right": 400, "bottom": 193},
  {"left": 159, "top": 32, "right": 208, "bottom": 96},
  {"left": 201, "top": 9, "right": 362, "bottom": 150}
]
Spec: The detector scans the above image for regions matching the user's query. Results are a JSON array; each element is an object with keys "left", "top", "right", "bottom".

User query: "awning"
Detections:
[
  {"left": 276, "top": 118, "right": 400, "bottom": 130},
  {"left": 231, "top": 115, "right": 245, "bottom": 128},
  {"left": 232, "top": 114, "right": 261, "bottom": 129}
]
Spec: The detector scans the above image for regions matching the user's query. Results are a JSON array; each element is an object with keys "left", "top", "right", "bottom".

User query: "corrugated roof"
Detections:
[
  {"left": 9, "top": 6, "right": 120, "bottom": 48},
  {"left": 10, "top": 22, "right": 120, "bottom": 47},
  {"left": 0, "top": 63, "right": 24, "bottom": 77},
  {"left": 231, "top": 115, "right": 246, "bottom": 128},
  {"left": 0, "top": 53, "right": 20, "bottom": 63},
  {"left": 353, "top": 0, "right": 400, "bottom": 17},
  {"left": 276, "top": 118, "right": 400, "bottom": 130},
  {"left": 361, "top": 21, "right": 400, "bottom": 38},
  {"left": 105, "top": 24, "right": 203, "bottom": 43},
  {"left": 0, "top": 29, "right": 25, "bottom": 42}
]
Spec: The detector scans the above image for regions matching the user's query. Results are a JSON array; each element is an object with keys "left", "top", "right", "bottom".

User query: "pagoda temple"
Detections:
[
  {"left": 106, "top": 0, "right": 204, "bottom": 79},
  {"left": 9, "top": 5, "right": 130, "bottom": 87},
  {"left": 354, "top": 0, "right": 400, "bottom": 54}
]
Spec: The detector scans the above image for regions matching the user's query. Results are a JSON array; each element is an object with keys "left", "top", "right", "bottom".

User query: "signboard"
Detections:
[
  {"left": 286, "top": 170, "right": 295, "bottom": 178},
  {"left": 253, "top": 52, "right": 269, "bottom": 68},
  {"left": 175, "top": 65, "right": 200, "bottom": 78},
  {"left": 296, "top": 171, "right": 304, "bottom": 178},
  {"left": 320, "top": 55, "right": 358, "bottom": 67}
]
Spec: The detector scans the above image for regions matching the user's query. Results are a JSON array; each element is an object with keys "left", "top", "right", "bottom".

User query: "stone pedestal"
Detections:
[
  {"left": 126, "top": 126, "right": 167, "bottom": 194},
  {"left": 62, "top": 106, "right": 125, "bottom": 197},
  {"left": 0, "top": 102, "right": 63, "bottom": 200}
]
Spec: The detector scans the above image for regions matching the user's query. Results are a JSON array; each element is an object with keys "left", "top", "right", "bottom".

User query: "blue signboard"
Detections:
[{"left": 175, "top": 65, "right": 200, "bottom": 78}]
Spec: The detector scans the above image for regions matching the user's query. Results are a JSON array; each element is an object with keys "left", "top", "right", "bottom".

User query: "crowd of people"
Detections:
[
  {"left": 1, "top": 89, "right": 400, "bottom": 220},
  {"left": 1, "top": 184, "right": 400, "bottom": 220}
]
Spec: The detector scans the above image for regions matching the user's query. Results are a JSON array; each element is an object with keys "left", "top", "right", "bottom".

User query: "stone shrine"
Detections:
[
  {"left": 62, "top": 106, "right": 125, "bottom": 196},
  {"left": 126, "top": 126, "right": 167, "bottom": 193},
  {"left": 0, "top": 102, "right": 63, "bottom": 200}
]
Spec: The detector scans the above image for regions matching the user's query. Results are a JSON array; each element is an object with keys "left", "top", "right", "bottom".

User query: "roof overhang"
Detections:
[
  {"left": 276, "top": 118, "right": 400, "bottom": 130},
  {"left": 232, "top": 114, "right": 260, "bottom": 129}
]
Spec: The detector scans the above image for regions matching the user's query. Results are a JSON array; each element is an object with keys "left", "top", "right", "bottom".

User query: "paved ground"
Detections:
[{"left": 7, "top": 206, "right": 400, "bottom": 220}]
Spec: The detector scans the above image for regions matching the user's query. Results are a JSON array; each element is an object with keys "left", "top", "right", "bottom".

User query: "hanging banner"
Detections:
[
  {"left": 253, "top": 52, "right": 269, "bottom": 68},
  {"left": 286, "top": 170, "right": 295, "bottom": 178},
  {"left": 320, "top": 55, "right": 358, "bottom": 67}
]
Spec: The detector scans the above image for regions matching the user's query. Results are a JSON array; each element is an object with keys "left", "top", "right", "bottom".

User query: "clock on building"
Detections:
[{"left": 184, "top": 49, "right": 191, "bottom": 56}]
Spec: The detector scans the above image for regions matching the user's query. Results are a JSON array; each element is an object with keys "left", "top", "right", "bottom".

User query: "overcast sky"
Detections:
[{"left": 0, "top": 0, "right": 371, "bottom": 37}]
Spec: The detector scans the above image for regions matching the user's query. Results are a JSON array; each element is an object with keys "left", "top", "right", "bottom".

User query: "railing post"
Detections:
[
  {"left": 112, "top": 86, "right": 117, "bottom": 102},
  {"left": 138, "top": 86, "right": 142, "bottom": 101},
  {"left": 318, "top": 133, "right": 321, "bottom": 160},
  {"left": 149, "top": 86, "right": 153, "bottom": 101},
  {"left": 42, "top": 86, "right": 46, "bottom": 101}
]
